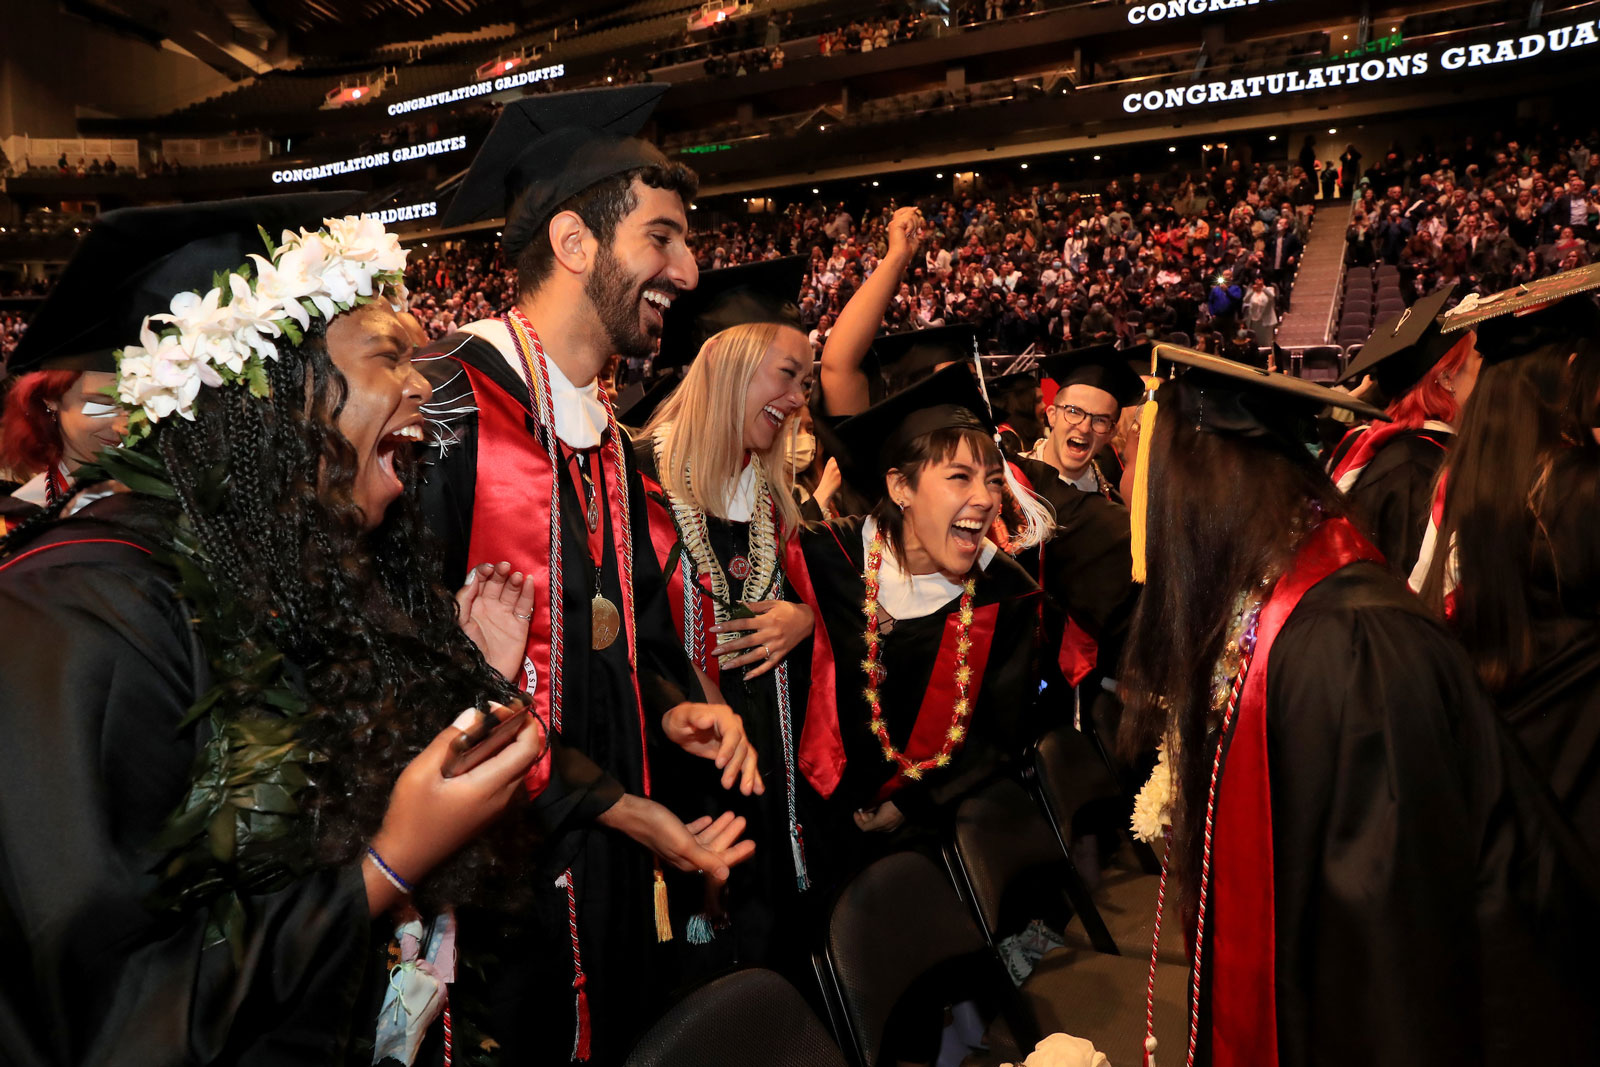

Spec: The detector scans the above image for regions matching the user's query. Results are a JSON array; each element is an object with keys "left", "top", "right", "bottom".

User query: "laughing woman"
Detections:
[
  {"left": 635, "top": 259, "right": 819, "bottom": 972},
  {"left": 791, "top": 364, "right": 1044, "bottom": 863},
  {"left": 0, "top": 196, "right": 545, "bottom": 1066}
]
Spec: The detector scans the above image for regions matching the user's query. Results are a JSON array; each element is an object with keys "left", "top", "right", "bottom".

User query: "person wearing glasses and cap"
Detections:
[
  {"left": 1029, "top": 345, "right": 1146, "bottom": 503},
  {"left": 1326, "top": 284, "right": 1482, "bottom": 579},
  {"left": 1415, "top": 265, "right": 1600, "bottom": 861},
  {"left": 1118, "top": 344, "right": 1594, "bottom": 1067},
  {"left": 415, "top": 85, "right": 759, "bottom": 1062},
  {"left": 630, "top": 257, "right": 821, "bottom": 978}
]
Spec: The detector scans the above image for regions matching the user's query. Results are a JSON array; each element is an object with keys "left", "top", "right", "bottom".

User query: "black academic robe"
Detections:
[
  {"left": 0, "top": 492, "right": 40, "bottom": 536},
  {"left": 1010, "top": 456, "right": 1138, "bottom": 751},
  {"left": 1342, "top": 427, "right": 1451, "bottom": 579},
  {"left": 0, "top": 497, "right": 381, "bottom": 1066},
  {"left": 794, "top": 516, "right": 1041, "bottom": 886},
  {"left": 632, "top": 438, "right": 819, "bottom": 986},
  {"left": 1241, "top": 560, "right": 1598, "bottom": 1066},
  {"left": 415, "top": 331, "right": 704, "bottom": 1065},
  {"left": 1497, "top": 449, "right": 1600, "bottom": 859}
]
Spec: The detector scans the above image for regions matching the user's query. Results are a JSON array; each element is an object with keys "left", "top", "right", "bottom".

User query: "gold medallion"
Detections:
[{"left": 591, "top": 595, "right": 621, "bottom": 650}]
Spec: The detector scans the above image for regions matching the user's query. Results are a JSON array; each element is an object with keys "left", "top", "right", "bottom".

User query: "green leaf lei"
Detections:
[{"left": 81, "top": 445, "right": 322, "bottom": 960}]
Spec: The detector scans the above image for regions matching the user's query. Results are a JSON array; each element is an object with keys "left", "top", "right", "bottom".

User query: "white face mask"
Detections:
[{"left": 787, "top": 429, "right": 818, "bottom": 471}]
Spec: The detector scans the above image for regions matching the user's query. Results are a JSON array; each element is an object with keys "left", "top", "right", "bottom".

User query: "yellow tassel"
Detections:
[
  {"left": 1130, "top": 349, "right": 1163, "bottom": 584},
  {"left": 653, "top": 865, "right": 673, "bottom": 942}
]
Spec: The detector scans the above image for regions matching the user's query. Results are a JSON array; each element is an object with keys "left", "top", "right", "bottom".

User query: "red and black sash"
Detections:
[
  {"left": 1207, "top": 517, "right": 1382, "bottom": 1067},
  {"left": 787, "top": 523, "right": 1005, "bottom": 800}
]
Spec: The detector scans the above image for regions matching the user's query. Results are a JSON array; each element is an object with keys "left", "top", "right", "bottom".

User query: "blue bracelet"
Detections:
[{"left": 365, "top": 845, "right": 414, "bottom": 894}]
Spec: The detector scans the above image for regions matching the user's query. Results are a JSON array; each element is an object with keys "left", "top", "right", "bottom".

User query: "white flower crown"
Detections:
[{"left": 116, "top": 214, "right": 409, "bottom": 440}]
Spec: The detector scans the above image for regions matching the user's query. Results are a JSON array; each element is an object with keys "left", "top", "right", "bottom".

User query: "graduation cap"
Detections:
[
  {"left": 1441, "top": 262, "right": 1600, "bottom": 364},
  {"left": 867, "top": 325, "right": 979, "bottom": 394},
  {"left": 654, "top": 256, "right": 806, "bottom": 370},
  {"left": 1339, "top": 284, "right": 1460, "bottom": 395},
  {"left": 615, "top": 374, "right": 680, "bottom": 429},
  {"left": 5, "top": 191, "right": 361, "bottom": 377},
  {"left": 831, "top": 362, "right": 995, "bottom": 500},
  {"left": 1127, "top": 344, "right": 1389, "bottom": 581},
  {"left": 441, "top": 85, "right": 671, "bottom": 257},
  {"left": 1041, "top": 343, "right": 1147, "bottom": 408}
]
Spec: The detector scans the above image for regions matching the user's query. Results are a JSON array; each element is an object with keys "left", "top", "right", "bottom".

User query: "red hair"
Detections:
[
  {"left": 1386, "top": 333, "right": 1475, "bottom": 429},
  {"left": 0, "top": 370, "right": 79, "bottom": 476}
]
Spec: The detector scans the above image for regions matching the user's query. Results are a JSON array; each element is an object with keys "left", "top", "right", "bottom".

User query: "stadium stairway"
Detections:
[{"left": 1275, "top": 207, "right": 1348, "bottom": 348}]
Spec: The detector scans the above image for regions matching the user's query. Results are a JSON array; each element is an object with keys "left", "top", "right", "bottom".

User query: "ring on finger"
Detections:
[
  {"left": 762, "top": 644, "right": 772, "bottom": 660},
  {"left": 514, "top": 610, "right": 533, "bottom": 620}
]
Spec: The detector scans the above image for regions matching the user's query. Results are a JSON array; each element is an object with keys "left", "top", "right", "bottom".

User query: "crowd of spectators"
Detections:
[
  {"left": 0, "top": 312, "right": 29, "bottom": 363},
  {"left": 402, "top": 155, "right": 1323, "bottom": 367},
  {"left": 1343, "top": 129, "right": 1599, "bottom": 301}
]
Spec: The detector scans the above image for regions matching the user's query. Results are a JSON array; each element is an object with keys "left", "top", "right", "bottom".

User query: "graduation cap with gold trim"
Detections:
[
  {"left": 655, "top": 256, "right": 806, "bottom": 370},
  {"left": 1126, "top": 344, "right": 1389, "bottom": 581},
  {"left": 5, "top": 191, "right": 362, "bottom": 377},
  {"left": 1340, "top": 284, "right": 1463, "bottom": 395},
  {"left": 1441, "top": 262, "right": 1600, "bottom": 364},
  {"left": 441, "top": 84, "right": 672, "bottom": 258}
]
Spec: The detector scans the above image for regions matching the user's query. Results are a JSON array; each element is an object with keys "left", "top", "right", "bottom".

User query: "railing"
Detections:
[{"left": 1322, "top": 190, "right": 1364, "bottom": 349}]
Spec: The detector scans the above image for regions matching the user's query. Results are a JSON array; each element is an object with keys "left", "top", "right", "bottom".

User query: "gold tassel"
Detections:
[
  {"left": 1130, "top": 349, "right": 1162, "bottom": 584},
  {"left": 653, "top": 864, "right": 673, "bottom": 942}
]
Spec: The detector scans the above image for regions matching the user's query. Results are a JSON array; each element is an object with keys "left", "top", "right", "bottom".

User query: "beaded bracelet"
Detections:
[{"left": 365, "top": 845, "right": 414, "bottom": 895}]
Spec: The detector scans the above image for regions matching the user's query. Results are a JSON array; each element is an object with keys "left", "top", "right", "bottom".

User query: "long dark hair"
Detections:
[
  {"left": 1118, "top": 412, "right": 1344, "bottom": 915},
  {"left": 3, "top": 309, "right": 527, "bottom": 910},
  {"left": 1419, "top": 345, "right": 1589, "bottom": 693}
]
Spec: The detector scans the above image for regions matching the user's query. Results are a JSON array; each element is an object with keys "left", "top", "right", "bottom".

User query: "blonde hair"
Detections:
[{"left": 645, "top": 321, "right": 803, "bottom": 536}]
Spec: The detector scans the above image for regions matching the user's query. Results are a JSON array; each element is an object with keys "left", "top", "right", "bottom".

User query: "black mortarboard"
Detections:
[
  {"left": 867, "top": 325, "right": 979, "bottom": 393},
  {"left": 1441, "top": 263, "right": 1600, "bottom": 364},
  {"left": 1149, "top": 344, "right": 1388, "bottom": 460},
  {"left": 1339, "top": 284, "right": 1459, "bottom": 394},
  {"left": 655, "top": 256, "right": 806, "bottom": 370},
  {"left": 5, "top": 191, "right": 361, "bottom": 377},
  {"left": 1041, "top": 343, "right": 1147, "bottom": 408},
  {"left": 616, "top": 375, "right": 680, "bottom": 429},
  {"left": 442, "top": 85, "right": 671, "bottom": 257},
  {"left": 832, "top": 362, "right": 995, "bottom": 499},
  {"left": 985, "top": 369, "right": 1039, "bottom": 394}
]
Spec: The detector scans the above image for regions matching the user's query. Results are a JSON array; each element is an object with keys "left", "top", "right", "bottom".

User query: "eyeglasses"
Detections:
[{"left": 1054, "top": 404, "right": 1116, "bottom": 435}]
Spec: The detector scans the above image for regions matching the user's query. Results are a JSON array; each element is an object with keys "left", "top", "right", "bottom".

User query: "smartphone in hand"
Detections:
[{"left": 442, "top": 694, "right": 531, "bottom": 779}]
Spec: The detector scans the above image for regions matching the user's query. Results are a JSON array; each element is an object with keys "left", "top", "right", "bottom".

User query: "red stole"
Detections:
[
  {"left": 1207, "top": 517, "right": 1382, "bottom": 1067},
  {"left": 456, "top": 357, "right": 560, "bottom": 796},
  {"left": 1329, "top": 421, "right": 1448, "bottom": 490},
  {"left": 787, "top": 526, "right": 1001, "bottom": 800}
]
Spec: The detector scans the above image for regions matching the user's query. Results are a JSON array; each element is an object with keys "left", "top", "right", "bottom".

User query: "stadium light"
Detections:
[
  {"left": 1020, "top": 162, "right": 1028, "bottom": 169},
  {"left": 1268, "top": 134, "right": 1278, "bottom": 141},
  {"left": 1092, "top": 154, "right": 1101, "bottom": 161},
  {"left": 812, "top": 187, "right": 819, "bottom": 193},
  {"left": 1328, "top": 127, "right": 1338, "bottom": 134},
  {"left": 935, "top": 172, "right": 943, "bottom": 178},
  {"left": 1168, "top": 145, "right": 1176, "bottom": 152},
  {"left": 872, "top": 180, "right": 879, "bottom": 186},
  {"left": 352, "top": 89, "right": 362, "bottom": 98}
]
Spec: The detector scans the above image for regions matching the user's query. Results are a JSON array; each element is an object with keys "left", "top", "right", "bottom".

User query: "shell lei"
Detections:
[{"left": 862, "top": 531, "right": 976, "bottom": 780}]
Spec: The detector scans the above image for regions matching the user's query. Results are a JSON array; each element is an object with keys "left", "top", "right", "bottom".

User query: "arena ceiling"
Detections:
[{"left": 67, "top": 0, "right": 645, "bottom": 71}]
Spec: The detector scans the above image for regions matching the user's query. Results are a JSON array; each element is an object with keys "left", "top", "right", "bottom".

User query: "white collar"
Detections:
[
  {"left": 1421, "top": 420, "right": 1455, "bottom": 436},
  {"left": 861, "top": 515, "right": 995, "bottom": 621},
  {"left": 11, "top": 469, "right": 54, "bottom": 507},
  {"left": 1025, "top": 440, "right": 1099, "bottom": 493},
  {"left": 725, "top": 461, "right": 758, "bottom": 524},
  {"left": 12, "top": 466, "right": 115, "bottom": 516},
  {"left": 461, "top": 318, "right": 609, "bottom": 449}
]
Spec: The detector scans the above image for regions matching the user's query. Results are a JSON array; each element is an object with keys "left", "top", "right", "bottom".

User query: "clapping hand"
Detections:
[{"left": 456, "top": 562, "right": 536, "bottom": 681}]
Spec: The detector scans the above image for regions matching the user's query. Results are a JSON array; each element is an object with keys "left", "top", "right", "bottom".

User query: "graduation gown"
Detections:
[
  {"left": 415, "top": 330, "right": 703, "bottom": 1064},
  {"left": 1198, "top": 520, "right": 1597, "bottom": 1067},
  {"left": 789, "top": 516, "right": 1041, "bottom": 883},
  {"left": 1337, "top": 424, "right": 1452, "bottom": 579},
  {"left": 1497, "top": 449, "right": 1600, "bottom": 857},
  {"left": 0, "top": 497, "right": 381, "bottom": 1066},
  {"left": 633, "top": 438, "right": 817, "bottom": 979}
]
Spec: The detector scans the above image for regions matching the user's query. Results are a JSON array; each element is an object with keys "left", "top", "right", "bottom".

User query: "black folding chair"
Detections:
[{"left": 625, "top": 969, "right": 849, "bottom": 1067}]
